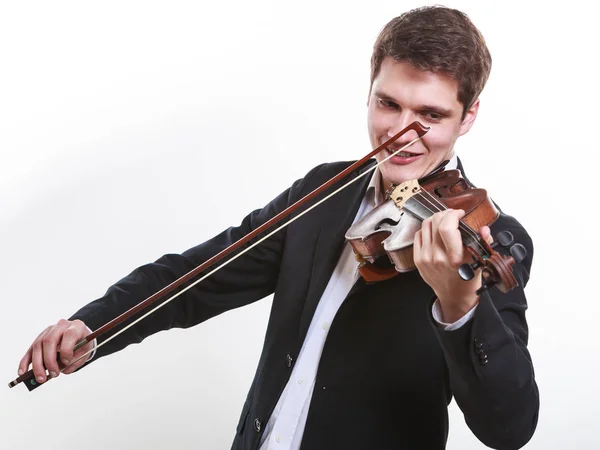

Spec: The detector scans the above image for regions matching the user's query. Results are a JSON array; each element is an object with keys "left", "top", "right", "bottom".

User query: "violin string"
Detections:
[
  {"left": 415, "top": 190, "right": 486, "bottom": 252},
  {"left": 54, "top": 136, "right": 427, "bottom": 376},
  {"left": 412, "top": 190, "right": 488, "bottom": 254},
  {"left": 417, "top": 190, "right": 481, "bottom": 242},
  {"left": 423, "top": 191, "right": 487, "bottom": 252}
]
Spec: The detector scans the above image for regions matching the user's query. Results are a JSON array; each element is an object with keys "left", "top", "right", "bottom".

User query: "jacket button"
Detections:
[
  {"left": 286, "top": 353, "right": 293, "bottom": 368},
  {"left": 254, "top": 418, "right": 262, "bottom": 432},
  {"left": 473, "top": 337, "right": 484, "bottom": 349},
  {"left": 479, "top": 353, "right": 489, "bottom": 365}
]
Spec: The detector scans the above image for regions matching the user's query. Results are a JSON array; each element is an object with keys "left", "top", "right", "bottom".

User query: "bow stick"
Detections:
[{"left": 9, "top": 121, "right": 429, "bottom": 391}]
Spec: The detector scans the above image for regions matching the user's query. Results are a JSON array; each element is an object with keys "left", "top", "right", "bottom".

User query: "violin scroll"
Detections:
[{"left": 459, "top": 230, "right": 528, "bottom": 294}]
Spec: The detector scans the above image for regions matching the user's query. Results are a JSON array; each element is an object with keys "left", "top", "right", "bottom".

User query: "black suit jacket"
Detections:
[{"left": 71, "top": 159, "right": 539, "bottom": 449}]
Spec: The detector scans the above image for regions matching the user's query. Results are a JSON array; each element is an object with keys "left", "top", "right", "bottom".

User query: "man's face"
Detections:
[{"left": 367, "top": 57, "right": 479, "bottom": 190}]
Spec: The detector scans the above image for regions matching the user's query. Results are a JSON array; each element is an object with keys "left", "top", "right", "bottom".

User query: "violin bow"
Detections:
[{"left": 9, "top": 121, "right": 430, "bottom": 391}]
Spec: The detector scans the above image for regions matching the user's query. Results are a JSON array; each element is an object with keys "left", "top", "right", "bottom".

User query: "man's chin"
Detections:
[{"left": 384, "top": 167, "right": 421, "bottom": 186}]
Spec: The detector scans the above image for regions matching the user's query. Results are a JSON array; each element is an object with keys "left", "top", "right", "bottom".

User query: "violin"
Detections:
[
  {"left": 345, "top": 161, "right": 527, "bottom": 294},
  {"left": 7, "top": 120, "right": 525, "bottom": 391}
]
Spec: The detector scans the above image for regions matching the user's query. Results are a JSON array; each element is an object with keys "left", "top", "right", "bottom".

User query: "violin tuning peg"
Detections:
[
  {"left": 509, "top": 243, "right": 527, "bottom": 263},
  {"left": 491, "top": 231, "right": 514, "bottom": 249},
  {"left": 458, "top": 261, "right": 482, "bottom": 281}
]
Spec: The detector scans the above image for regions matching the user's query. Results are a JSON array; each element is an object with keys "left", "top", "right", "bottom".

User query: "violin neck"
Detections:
[{"left": 403, "top": 195, "right": 482, "bottom": 248}]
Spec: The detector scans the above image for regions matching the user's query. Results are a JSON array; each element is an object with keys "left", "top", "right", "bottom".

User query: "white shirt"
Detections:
[{"left": 259, "top": 154, "right": 475, "bottom": 449}]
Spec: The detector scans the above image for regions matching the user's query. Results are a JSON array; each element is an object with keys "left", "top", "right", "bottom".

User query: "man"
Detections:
[{"left": 16, "top": 6, "right": 539, "bottom": 449}]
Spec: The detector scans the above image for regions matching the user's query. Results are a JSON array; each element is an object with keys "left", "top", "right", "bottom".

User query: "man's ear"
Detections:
[{"left": 458, "top": 98, "right": 480, "bottom": 137}]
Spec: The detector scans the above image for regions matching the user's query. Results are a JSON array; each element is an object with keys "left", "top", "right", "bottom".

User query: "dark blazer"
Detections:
[{"left": 71, "top": 158, "right": 539, "bottom": 450}]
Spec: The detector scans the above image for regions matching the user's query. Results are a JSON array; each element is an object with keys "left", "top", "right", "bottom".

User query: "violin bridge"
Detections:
[{"left": 389, "top": 180, "right": 421, "bottom": 209}]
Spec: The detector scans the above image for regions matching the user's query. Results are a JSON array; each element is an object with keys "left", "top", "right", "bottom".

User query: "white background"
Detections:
[{"left": 1, "top": 1, "right": 597, "bottom": 449}]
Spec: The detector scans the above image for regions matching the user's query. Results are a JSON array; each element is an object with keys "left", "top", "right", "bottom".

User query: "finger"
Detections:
[
  {"left": 31, "top": 333, "right": 49, "bottom": 383},
  {"left": 480, "top": 225, "right": 493, "bottom": 245},
  {"left": 20, "top": 327, "right": 48, "bottom": 375},
  {"left": 42, "top": 320, "right": 70, "bottom": 378},
  {"left": 420, "top": 217, "right": 434, "bottom": 260},
  {"left": 59, "top": 321, "right": 87, "bottom": 366},
  {"left": 413, "top": 229, "right": 423, "bottom": 264},
  {"left": 414, "top": 229, "right": 422, "bottom": 245},
  {"left": 438, "top": 209, "right": 466, "bottom": 266},
  {"left": 429, "top": 211, "right": 448, "bottom": 254},
  {"left": 63, "top": 341, "right": 94, "bottom": 374},
  {"left": 62, "top": 358, "right": 85, "bottom": 375},
  {"left": 18, "top": 347, "right": 33, "bottom": 376}
]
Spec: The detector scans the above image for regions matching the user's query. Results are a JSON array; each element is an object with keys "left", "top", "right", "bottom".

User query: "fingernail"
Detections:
[
  {"left": 49, "top": 371, "right": 58, "bottom": 378},
  {"left": 37, "top": 376, "right": 44, "bottom": 382},
  {"left": 61, "top": 359, "right": 70, "bottom": 365},
  {"left": 18, "top": 369, "right": 24, "bottom": 376}
]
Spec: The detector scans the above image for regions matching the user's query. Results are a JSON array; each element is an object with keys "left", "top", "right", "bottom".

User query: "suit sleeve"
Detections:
[
  {"left": 69, "top": 164, "right": 325, "bottom": 362},
  {"left": 430, "top": 223, "right": 539, "bottom": 450}
]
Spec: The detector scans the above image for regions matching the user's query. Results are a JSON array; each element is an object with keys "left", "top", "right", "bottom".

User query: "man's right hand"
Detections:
[{"left": 18, "top": 319, "right": 94, "bottom": 384}]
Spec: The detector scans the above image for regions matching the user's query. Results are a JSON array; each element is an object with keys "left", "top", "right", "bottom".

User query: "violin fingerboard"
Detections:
[{"left": 403, "top": 197, "right": 436, "bottom": 221}]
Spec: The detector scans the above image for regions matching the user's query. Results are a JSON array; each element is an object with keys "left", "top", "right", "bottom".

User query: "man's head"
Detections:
[{"left": 367, "top": 6, "right": 492, "bottom": 188}]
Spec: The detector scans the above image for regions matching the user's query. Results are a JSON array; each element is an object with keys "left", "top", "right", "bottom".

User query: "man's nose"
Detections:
[{"left": 387, "top": 113, "right": 419, "bottom": 144}]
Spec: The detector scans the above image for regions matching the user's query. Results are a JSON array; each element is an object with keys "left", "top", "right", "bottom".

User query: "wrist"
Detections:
[{"left": 438, "top": 294, "right": 479, "bottom": 323}]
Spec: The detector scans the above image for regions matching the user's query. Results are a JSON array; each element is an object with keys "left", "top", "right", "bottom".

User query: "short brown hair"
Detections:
[{"left": 371, "top": 6, "right": 492, "bottom": 116}]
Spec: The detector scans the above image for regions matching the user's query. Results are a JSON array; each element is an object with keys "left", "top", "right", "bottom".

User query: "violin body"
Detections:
[
  {"left": 345, "top": 168, "right": 523, "bottom": 294},
  {"left": 345, "top": 198, "right": 421, "bottom": 277}
]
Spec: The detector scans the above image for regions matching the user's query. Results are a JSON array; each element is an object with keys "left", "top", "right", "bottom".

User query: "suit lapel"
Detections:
[
  {"left": 456, "top": 156, "right": 474, "bottom": 186},
  {"left": 298, "top": 160, "right": 375, "bottom": 342}
]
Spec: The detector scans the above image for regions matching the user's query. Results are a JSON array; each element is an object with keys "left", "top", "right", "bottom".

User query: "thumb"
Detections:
[{"left": 480, "top": 225, "right": 493, "bottom": 245}]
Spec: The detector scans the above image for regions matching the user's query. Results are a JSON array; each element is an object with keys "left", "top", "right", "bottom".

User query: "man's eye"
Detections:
[
  {"left": 423, "top": 111, "right": 442, "bottom": 121},
  {"left": 378, "top": 98, "right": 397, "bottom": 109}
]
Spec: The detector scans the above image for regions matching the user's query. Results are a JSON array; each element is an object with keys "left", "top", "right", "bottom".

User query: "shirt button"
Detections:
[
  {"left": 253, "top": 418, "right": 262, "bottom": 432},
  {"left": 322, "top": 321, "right": 330, "bottom": 330},
  {"left": 297, "top": 378, "right": 304, "bottom": 385},
  {"left": 276, "top": 436, "right": 282, "bottom": 443}
]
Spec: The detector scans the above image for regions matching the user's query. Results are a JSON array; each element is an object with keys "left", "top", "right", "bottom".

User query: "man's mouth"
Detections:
[{"left": 386, "top": 147, "right": 420, "bottom": 158}]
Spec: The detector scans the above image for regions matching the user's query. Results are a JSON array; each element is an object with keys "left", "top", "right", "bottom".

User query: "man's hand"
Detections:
[
  {"left": 413, "top": 209, "right": 492, "bottom": 323},
  {"left": 18, "top": 319, "right": 94, "bottom": 384}
]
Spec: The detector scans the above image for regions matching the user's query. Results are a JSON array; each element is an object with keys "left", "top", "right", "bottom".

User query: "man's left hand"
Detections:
[{"left": 413, "top": 209, "right": 492, "bottom": 323}]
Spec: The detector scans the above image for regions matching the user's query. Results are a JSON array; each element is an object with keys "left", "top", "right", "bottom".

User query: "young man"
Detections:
[{"left": 17, "top": 6, "right": 538, "bottom": 449}]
